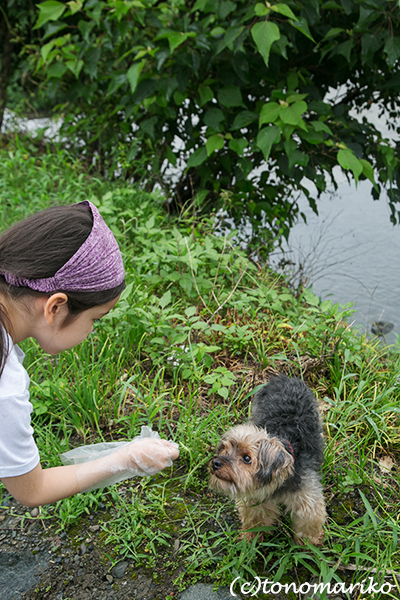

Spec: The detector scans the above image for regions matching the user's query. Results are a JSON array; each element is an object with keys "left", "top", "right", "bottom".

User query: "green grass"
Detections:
[{"left": 1, "top": 135, "right": 400, "bottom": 598}]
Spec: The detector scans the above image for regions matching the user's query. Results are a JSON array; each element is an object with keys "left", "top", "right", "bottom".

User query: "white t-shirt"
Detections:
[{"left": 0, "top": 335, "right": 40, "bottom": 477}]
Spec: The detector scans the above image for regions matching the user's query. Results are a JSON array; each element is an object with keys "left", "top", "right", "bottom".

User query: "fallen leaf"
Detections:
[{"left": 378, "top": 455, "right": 394, "bottom": 473}]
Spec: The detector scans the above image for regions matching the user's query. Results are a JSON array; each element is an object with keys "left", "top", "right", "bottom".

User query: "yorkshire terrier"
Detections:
[{"left": 209, "top": 375, "right": 326, "bottom": 545}]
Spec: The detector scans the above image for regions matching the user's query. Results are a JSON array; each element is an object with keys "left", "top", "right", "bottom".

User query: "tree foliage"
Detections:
[
  {"left": 24, "top": 0, "right": 400, "bottom": 250},
  {"left": 0, "top": 1, "right": 39, "bottom": 128}
]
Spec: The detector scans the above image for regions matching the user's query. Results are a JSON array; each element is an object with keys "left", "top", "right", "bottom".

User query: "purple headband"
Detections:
[{"left": 2, "top": 201, "right": 125, "bottom": 293}]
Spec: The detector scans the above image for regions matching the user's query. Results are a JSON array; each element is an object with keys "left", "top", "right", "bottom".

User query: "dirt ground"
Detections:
[{"left": 1, "top": 494, "right": 185, "bottom": 600}]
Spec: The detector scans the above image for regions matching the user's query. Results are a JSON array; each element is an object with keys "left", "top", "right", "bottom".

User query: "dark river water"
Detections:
[{"left": 273, "top": 179, "right": 400, "bottom": 345}]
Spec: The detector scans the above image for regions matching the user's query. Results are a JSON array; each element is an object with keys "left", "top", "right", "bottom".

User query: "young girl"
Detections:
[{"left": 0, "top": 201, "right": 179, "bottom": 507}]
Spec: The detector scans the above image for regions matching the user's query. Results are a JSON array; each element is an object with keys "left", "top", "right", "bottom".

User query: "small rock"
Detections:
[
  {"left": 178, "top": 583, "right": 237, "bottom": 599},
  {"left": 80, "top": 543, "right": 87, "bottom": 556},
  {"left": 30, "top": 508, "right": 39, "bottom": 518},
  {"left": 106, "top": 574, "right": 113, "bottom": 584},
  {"left": 371, "top": 321, "right": 394, "bottom": 336},
  {"left": 112, "top": 561, "right": 128, "bottom": 579}
]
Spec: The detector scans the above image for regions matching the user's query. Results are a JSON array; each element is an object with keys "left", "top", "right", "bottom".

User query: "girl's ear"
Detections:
[{"left": 44, "top": 293, "right": 69, "bottom": 325}]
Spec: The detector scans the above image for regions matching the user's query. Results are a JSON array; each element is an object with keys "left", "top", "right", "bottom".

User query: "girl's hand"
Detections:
[{"left": 114, "top": 438, "right": 180, "bottom": 476}]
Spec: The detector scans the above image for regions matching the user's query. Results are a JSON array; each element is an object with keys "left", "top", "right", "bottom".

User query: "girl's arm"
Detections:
[{"left": 1, "top": 438, "right": 179, "bottom": 507}]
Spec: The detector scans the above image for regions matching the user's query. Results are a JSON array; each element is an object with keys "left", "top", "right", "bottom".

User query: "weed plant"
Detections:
[{"left": 1, "top": 137, "right": 400, "bottom": 598}]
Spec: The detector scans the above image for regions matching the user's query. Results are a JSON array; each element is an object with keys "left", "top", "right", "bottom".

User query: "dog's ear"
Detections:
[{"left": 256, "top": 437, "right": 294, "bottom": 486}]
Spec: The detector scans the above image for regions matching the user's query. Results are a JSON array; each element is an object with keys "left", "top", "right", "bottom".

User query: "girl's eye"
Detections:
[{"left": 242, "top": 454, "right": 252, "bottom": 464}]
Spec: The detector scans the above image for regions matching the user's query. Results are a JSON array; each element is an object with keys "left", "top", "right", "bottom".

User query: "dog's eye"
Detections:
[{"left": 242, "top": 454, "right": 252, "bottom": 464}]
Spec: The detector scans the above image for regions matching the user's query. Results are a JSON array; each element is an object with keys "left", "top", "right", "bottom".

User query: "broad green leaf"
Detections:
[
  {"left": 337, "top": 148, "right": 363, "bottom": 184},
  {"left": 279, "top": 101, "right": 307, "bottom": 126},
  {"left": 47, "top": 61, "right": 68, "bottom": 78},
  {"left": 211, "top": 26, "right": 226, "bottom": 37},
  {"left": 228, "top": 138, "right": 248, "bottom": 155},
  {"left": 127, "top": 60, "right": 145, "bottom": 94},
  {"left": 384, "top": 36, "right": 400, "bottom": 68},
  {"left": 78, "top": 20, "right": 95, "bottom": 43},
  {"left": 216, "top": 25, "right": 244, "bottom": 54},
  {"left": 312, "top": 120, "right": 333, "bottom": 135},
  {"left": 198, "top": 84, "right": 213, "bottom": 106},
  {"left": 41, "top": 41, "right": 55, "bottom": 62},
  {"left": 219, "top": 0, "right": 236, "bottom": 19},
  {"left": 85, "top": 47, "right": 101, "bottom": 79},
  {"left": 174, "top": 91, "right": 186, "bottom": 105},
  {"left": 361, "top": 33, "right": 381, "bottom": 65},
  {"left": 187, "top": 146, "right": 208, "bottom": 168},
  {"left": 322, "top": 27, "right": 344, "bottom": 40},
  {"left": 204, "top": 108, "right": 225, "bottom": 130},
  {"left": 66, "top": 59, "right": 84, "bottom": 78},
  {"left": 255, "top": 3, "right": 269, "bottom": 16},
  {"left": 67, "top": 1, "right": 83, "bottom": 15},
  {"left": 359, "top": 159, "right": 376, "bottom": 186},
  {"left": 206, "top": 134, "right": 224, "bottom": 156},
  {"left": 284, "top": 138, "right": 296, "bottom": 156},
  {"left": 231, "top": 111, "right": 258, "bottom": 130},
  {"left": 288, "top": 149, "right": 309, "bottom": 169},
  {"left": 34, "top": 1, "right": 67, "bottom": 29},
  {"left": 290, "top": 17, "right": 315, "bottom": 42},
  {"left": 167, "top": 32, "right": 191, "bottom": 53},
  {"left": 218, "top": 387, "right": 229, "bottom": 399},
  {"left": 271, "top": 3, "right": 297, "bottom": 20},
  {"left": 259, "top": 102, "right": 281, "bottom": 125},
  {"left": 42, "top": 20, "right": 67, "bottom": 40},
  {"left": 256, "top": 125, "right": 281, "bottom": 161},
  {"left": 107, "top": 73, "right": 127, "bottom": 96},
  {"left": 251, "top": 21, "right": 281, "bottom": 67},
  {"left": 192, "top": 0, "right": 209, "bottom": 11},
  {"left": 159, "top": 290, "right": 171, "bottom": 308},
  {"left": 302, "top": 288, "right": 319, "bottom": 306},
  {"left": 218, "top": 85, "right": 244, "bottom": 108},
  {"left": 337, "top": 40, "right": 353, "bottom": 63},
  {"left": 140, "top": 116, "right": 157, "bottom": 138},
  {"left": 286, "top": 93, "right": 308, "bottom": 104}
]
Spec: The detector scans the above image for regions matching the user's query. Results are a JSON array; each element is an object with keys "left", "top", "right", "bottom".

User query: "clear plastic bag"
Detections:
[
  {"left": 60, "top": 426, "right": 178, "bottom": 491},
  {"left": 60, "top": 425, "right": 161, "bottom": 465}
]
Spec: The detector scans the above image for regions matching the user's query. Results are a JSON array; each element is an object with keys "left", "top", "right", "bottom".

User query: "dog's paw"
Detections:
[
  {"left": 239, "top": 530, "right": 264, "bottom": 543},
  {"left": 294, "top": 530, "right": 324, "bottom": 546}
]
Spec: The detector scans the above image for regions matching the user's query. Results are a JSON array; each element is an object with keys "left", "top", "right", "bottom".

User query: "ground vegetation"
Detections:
[{"left": 1, "top": 137, "right": 400, "bottom": 598}]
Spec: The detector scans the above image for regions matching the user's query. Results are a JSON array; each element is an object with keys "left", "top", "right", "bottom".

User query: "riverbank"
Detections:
[{"left": 1, "top": 135, "right": 400, "bottom": 599}]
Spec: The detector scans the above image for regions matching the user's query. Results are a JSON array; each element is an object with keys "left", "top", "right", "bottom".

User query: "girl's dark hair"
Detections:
[{"left": 0, "top": 204, "right": 125, "bottom": 376}]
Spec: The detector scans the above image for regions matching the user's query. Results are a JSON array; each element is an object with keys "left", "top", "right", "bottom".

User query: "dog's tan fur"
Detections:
[{"left": 209, "top": 423, "right": 326, "bottom": 545}]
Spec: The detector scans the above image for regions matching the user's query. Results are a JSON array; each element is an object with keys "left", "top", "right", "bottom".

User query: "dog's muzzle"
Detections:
[{"left": 211, "top": 458, "right": 224, "bottom": 472}]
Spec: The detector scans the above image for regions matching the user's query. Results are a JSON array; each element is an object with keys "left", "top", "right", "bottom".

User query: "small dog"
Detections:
[{"left": 209, "top": 375, "right": 326, "bottom": 545}]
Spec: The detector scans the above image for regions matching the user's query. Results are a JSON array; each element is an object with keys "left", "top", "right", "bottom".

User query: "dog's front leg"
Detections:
[{"left": 237, "top": 498, "right": 280, "bottom": 542}]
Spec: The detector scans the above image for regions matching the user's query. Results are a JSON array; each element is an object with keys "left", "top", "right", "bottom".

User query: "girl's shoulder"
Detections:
[{"left": 0, "top": 336, "right": 30, "bottom": 399}]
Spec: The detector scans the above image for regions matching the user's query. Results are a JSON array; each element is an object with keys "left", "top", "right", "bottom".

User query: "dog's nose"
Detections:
[{"left": 212, "top": 458, "right": 223, "bottom": 471}]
